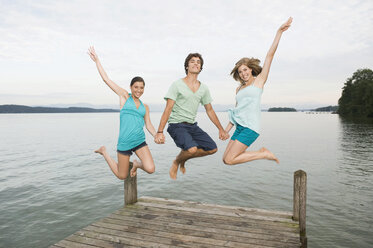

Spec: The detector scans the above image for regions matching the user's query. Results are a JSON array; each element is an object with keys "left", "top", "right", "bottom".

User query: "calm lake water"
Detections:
[{"left": 0, "top": 112, "right": 372, "bottom": 247}]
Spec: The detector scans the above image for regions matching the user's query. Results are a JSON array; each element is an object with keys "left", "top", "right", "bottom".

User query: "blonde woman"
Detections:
[{"left": 223, "top": 18, "right": 292, "bottom": 165}]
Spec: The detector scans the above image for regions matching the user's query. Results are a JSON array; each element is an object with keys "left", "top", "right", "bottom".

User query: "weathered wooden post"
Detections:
[
  {"left": 124, "top": 162, "right": 137, "bottom": 205},
  {"left": 293, "top": 170, "right": 307, "bottom": 248}
]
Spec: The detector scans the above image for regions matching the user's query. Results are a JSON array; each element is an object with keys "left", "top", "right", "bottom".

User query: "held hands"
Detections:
[
  {"left": 219, "top": 129, "right": 230, "bottom": 141},
  {"left": 278, "top": 17, "right": 293, "bottom": 33},
  {"left": 154, "top": 132, "right": 165, "bottom": 144},
  {"left": 87, "top": 46, "right": 99, "bottom": 62}
]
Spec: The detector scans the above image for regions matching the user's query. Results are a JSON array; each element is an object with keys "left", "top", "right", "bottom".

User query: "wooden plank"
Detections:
[
  {"left": 53, "top": 239, "right": 98, "bottom": 248},
  {"left": 113, "top": 210, "right": 297, "bottom": 236},
  {"left": 135, "top": 201, "right": 295, "bottom": 223},
  {"left": 139, "top": 197, "right": 293, "bottom": 218},
  {"left": 95, "top": 217, "right": 300, "bottom": 247},
  {"left": 88, "top": 221, "right": 297, "bottom": 248},
  {"left": 122, "top": 203, "right": 294, "bottom": 227},
  {"left": 102, "top": 215, "right": 300, "bottom": 242},
  {"left": 109, "top": 211, "right": 299, "bottom": 241},
  {"left": 117, "top": 203, "right": 299, "bottom": 230},
  {"left": 74, "top": 229, "right": 173, "bottom": 248},
  {"left": 83, "top": 224, "right": 263, "bottom": 248},
  {"left": 66, "top": 234, "right": 119, "bottom": 248}
]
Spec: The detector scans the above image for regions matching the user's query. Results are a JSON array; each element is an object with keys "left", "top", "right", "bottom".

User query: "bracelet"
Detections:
[{"left": 157, "top": 131, "right": 163, "bottom": 133}]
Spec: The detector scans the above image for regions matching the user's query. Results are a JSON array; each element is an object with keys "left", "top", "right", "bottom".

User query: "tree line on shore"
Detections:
[{"left": 338, "top": 68, "right": 373, "bottom": 118}]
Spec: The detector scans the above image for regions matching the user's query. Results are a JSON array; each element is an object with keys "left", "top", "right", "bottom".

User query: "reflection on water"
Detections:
[
  {"left": 339, "top": 117, "right": 373, "bottom": 177},
  {"left": 334, "top": 117, "right": 373, "bottom": 247}
]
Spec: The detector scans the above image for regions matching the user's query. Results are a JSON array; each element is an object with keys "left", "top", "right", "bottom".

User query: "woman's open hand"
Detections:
[
  {"left": 278, "top": 17, "right": 293, "bottom": 33},
  {"left": 87, "top": 46, "right": 99, "bottom": 62}
]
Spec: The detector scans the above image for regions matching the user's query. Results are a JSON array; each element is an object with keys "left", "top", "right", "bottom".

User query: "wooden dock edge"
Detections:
[{"left": 123, "top": 167, "right": 308, "bottom": 247}]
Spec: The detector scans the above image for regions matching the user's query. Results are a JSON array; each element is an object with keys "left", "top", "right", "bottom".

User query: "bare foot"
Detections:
[
  {"left": 169, "top": 160, "right": 179, "bottom": 180},
  {"left": 130, "top": 159, "right": 140, "bottom": 177},
  {"left": 261, "top": 147, "right": 280, "bottom": 164},
  {"left": 94, "top": 146, "right": 106, "bottom": 155},
  {"left": 179, "top": 161, "right": 186, "bottom": 174}
]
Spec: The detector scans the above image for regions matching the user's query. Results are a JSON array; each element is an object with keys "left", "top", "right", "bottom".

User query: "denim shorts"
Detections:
[
  {"left": 231, "top": 124, "right": 259, "bottom": 147},
  {"left": 167, "top": 122, "right": 217, "bottom": 151},
  {"left": 117, "top": 141, "right": 147, "bottom": 156}
]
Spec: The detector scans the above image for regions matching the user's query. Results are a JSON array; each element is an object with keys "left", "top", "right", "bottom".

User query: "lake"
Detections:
[{"left": 0, "top": 112, "right": 372, "bottom": 247}]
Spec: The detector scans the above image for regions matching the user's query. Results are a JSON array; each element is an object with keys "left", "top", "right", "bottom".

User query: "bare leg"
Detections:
[
  {"left": 223, "top": 140, "right": 279, "bottom": 165},
  {"left": 223, "top": 139, "right": 235, "bottom": 159},
  {"left": 95, "top": 146, "right": 130, "bottom": 180},
  {"left": 131, "top": 145, "right": 155, "bottom": 177},
  {"left": 169, "top": 159, "right": 180, "bottom": 180},
  {"left": 179, "top": 161, "right": 186, "bottom": 174},
  {"left": 170, "top": 146, "right": 217, "bottom": 179}
]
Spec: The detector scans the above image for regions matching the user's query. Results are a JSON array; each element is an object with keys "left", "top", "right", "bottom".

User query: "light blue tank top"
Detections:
[
  {"left": 117, "top": 95, "right": 146, "bottom": 151},
  {"left": 228, "top": 85, "right": 263, "bottom": 134}
]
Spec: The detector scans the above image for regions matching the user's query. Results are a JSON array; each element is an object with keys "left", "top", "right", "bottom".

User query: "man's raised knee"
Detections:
[
  {"left": 188, "top": 147, "right": 198, "bottom": 154},
  {"left": 207, "top": 148, "right": 217, "bottom": 155}
]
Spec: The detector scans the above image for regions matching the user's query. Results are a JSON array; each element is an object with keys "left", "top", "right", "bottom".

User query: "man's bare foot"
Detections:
[
  {"left": 169, "top": 160, "right": 179, "bottom": 180},
  {"left": 261, "top": 147, "right": 280, "bottom": 164},
  {"left": 130, "top": 159, "right": 140, "bottom": 177},
  {"left": 94, "top": 146, "right": 106, "bottom": 155},
  {"left": 179, "top": 161, "right": 186, "bottom": 174}
]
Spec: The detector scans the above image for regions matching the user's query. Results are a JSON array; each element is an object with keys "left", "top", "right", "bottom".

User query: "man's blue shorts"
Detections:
[
  {"left": 231, "top": 124, "right": 259, "bottom": 147},
  {"left": 167, "top": 122, "right": 217, "bottom": 151}
]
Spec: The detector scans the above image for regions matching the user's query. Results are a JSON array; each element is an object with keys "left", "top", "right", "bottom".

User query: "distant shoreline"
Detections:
[
  {"left": 0, "top": 104, "right": 338, "bottom": 114},
  {"left": 0, "top": 105, "right": 119, "bottom": 114}
]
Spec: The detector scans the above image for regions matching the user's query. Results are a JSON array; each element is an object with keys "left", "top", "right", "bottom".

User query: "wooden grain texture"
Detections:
[
  {"left": 299, "top": 171, "right": 307, "bottom": 248},
  {"left": 293, "top": 171, "right": 301, "bottom": 221},
  {"left": 51, "top": 197, "right": 301, "bottom": 248},
  {"left": 124, "top": 162, "right": 137, "bottom": 205}
]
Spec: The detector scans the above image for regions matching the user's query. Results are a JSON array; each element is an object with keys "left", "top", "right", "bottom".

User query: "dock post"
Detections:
[
  {"left": 293, "top": 170, "right": 307, "bottom": 248},
  {"left": 124, "top": 162, "right": 137, "bottom": 205}
]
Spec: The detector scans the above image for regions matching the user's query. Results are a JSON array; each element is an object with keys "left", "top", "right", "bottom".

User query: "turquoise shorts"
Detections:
[{"left": 231, "top": 124, "right": 259, "bottom": 147}]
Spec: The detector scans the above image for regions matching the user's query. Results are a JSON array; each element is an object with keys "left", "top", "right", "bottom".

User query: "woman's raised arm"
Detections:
[
  {"left": 256, "top": 17, "right": 292, "bottom": 87},
  {"left": 88, "top": 46, "right": 129, "bottom": 98}
]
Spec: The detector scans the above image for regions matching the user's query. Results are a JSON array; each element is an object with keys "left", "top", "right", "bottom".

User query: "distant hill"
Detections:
[
  {"left": 268, "top": 107, "right": 297, "bottom": 112},
  {"left": 0, "top": 105, "right": 118, "bottom": 113},
  {"left": 313, "top": 105, "right": 338, "bottom": 112}
]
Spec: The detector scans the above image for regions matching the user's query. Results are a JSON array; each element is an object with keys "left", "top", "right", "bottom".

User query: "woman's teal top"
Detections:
[{"left": 117, "top": 95, "right": 146, "bottom": 151}]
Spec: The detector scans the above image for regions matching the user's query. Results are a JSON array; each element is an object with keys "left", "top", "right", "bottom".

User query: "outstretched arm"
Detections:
[
  {"left": 144, "top": 104, "right": 157, "bottom": 138},
  {"left": 88, "top": 46, "right": 129, "bottom": 98},
  {"left": 256, "top": 17, "right": 292, "bottom": 87},
  {"left": 204, "top": 103, "right": 229, "bottom": 140}
]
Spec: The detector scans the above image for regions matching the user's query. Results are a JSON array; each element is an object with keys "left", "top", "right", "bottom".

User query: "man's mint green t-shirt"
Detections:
[{"left": 165, "top": 79, "right": 212, "bottom": 124}]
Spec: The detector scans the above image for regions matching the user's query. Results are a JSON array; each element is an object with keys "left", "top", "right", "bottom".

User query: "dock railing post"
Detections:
[
  {"left": 124, "top": 162, "right": 137, "bottom": 205},
  {"left": 293, "top": 170, "right": 307, "bottom": 248}
]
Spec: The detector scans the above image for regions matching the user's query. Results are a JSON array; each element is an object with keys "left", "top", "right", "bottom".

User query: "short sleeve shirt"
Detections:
[{"left": 165, "top": 79, "right": 212, "bottom": 124}]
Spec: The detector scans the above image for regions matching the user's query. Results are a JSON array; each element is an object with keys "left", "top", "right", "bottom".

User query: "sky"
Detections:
[{"left": 0, "top": 0, "right": 372, "bottom": 109}]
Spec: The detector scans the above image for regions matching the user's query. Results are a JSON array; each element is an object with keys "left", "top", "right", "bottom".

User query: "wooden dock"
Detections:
[{"left": 51, "top": 169, "right": 307, "bottom": 248}]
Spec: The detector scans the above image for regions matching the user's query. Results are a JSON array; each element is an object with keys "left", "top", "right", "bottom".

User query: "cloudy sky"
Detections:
[{"left": 1, "top": 0, "right": 372, "bottom": 109}]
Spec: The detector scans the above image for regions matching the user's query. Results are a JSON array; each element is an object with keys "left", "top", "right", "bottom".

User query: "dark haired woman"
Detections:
[
  {"left": 88, "top": 46, "right": 155, "bottom": 179},
  {"left": 222, "top": 17, "right": 292, "bottom": 165}
]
